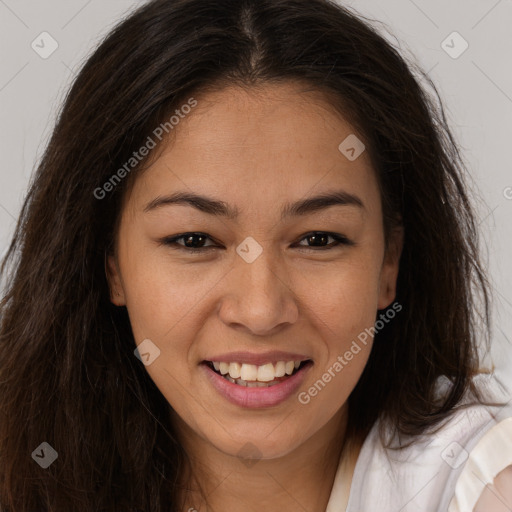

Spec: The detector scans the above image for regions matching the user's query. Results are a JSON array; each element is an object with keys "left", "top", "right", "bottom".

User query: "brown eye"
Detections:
[
  {"left": 162, "top": 232, "right": 219, "bottom": 252},
  {"left": 295, "top": 232, "right": 353, "bottom": 250}
]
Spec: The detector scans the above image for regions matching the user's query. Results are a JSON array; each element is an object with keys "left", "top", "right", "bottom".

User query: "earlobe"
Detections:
[
  {"left": 105, "top": 252, "right": 126, "bottom": 306},
  {"left": 377, "top": 226, "right": 403, "bottom": 310}
]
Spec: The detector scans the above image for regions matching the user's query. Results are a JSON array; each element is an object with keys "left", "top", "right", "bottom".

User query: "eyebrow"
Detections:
[{"left": 143, "top": 189, "right": 364, "bottom": 220}]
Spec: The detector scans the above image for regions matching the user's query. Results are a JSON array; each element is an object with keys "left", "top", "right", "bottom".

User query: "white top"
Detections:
[{"left": 326, "top": 373, "right": 512, "bottom": 512}]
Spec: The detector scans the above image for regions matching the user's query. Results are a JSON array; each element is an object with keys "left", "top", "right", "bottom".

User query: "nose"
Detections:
[{"left": 217, "top": 246, "right": 299, "bottom": 337}]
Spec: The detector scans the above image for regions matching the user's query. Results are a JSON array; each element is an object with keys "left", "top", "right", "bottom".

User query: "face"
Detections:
[{"left": 107, "top": 82, "right": 402, "bottom": 460}]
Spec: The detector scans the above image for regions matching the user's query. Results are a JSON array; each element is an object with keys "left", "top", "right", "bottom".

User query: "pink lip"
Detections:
[
  {"left": 202, "top": 350, "right": 311, "bottom": 366},
  {"left": 200, "top": 361, "right": 313, "bottom": 408}
]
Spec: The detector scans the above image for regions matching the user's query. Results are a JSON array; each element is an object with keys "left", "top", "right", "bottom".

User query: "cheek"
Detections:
[
  {"left": 309, "top": 256, "right": 383, "bottom": 331},
  {"left": 302, "top": 257, "right": 380, "bottom": 397},
  {"left": 121, "top": 260, "right": 207, "bottom": 413},
  {"left": 120, "top": 250, "right": 209, "bottom": 338},
  {"left": 123, "top": 240, "right": 383, "bottom": 344}
]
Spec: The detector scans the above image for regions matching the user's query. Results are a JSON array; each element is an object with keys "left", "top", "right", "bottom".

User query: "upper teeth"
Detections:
[{"left": 212, "top": 360, "right": 302, "bottom": 382}]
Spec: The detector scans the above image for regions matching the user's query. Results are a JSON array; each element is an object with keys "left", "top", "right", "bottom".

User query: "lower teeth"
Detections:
[{"left": 222, "top": 374, "right": 283, "bottom": 387}]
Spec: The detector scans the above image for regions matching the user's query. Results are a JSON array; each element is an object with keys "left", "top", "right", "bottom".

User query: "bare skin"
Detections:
[
  {"left": 107, "top": 82, "right": 402, "bottom": 512},
  {"left": 474, "top": 465, "right": 512, "bottom": 512}
]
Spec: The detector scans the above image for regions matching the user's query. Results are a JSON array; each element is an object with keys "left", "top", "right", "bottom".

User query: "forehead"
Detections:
[
  {"left": 165, "top": 82, "right": 363, "bottom": 161},
  {"left": 126, "top": 82, "right": 380, "bottom": 220}
]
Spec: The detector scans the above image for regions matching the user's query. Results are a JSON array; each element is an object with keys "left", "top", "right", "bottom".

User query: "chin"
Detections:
[{"left": 208, "top": 429, "right": 303, "bottom": 462}]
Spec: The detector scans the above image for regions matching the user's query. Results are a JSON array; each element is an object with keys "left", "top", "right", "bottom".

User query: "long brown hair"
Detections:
[{"left": 0, "top": 0, "right": 495, "bottom": 510}]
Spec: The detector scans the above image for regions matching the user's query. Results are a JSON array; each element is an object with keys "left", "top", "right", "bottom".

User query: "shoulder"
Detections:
[
  {"left": 448, "top": 413, "right": 512, "bottom": 511},
  {"left": 346, "top": 373, "right": 512, "bottom": 512}
]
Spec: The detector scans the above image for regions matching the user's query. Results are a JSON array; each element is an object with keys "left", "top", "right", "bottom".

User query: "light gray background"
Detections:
[{"left": 1, "top": 0, "right": 511, "bottom": 391}]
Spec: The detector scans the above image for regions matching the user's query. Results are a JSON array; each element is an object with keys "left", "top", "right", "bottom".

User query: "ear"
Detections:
[
  {"left": 377, "top": 225, "right": 403, "bottom": 310},
  {"left": 105, "top": 252, "right": 126, "bottom": 306}
]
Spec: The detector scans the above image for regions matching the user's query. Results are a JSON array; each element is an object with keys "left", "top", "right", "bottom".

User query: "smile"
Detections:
[
  {"left": 206, "top": 360, "right": 311, "bottom": 386},
  {"left": 200, "top": 359, "right": 314, "bottom": 408}
]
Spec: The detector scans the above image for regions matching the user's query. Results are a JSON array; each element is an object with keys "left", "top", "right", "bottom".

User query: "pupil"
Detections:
[
  {"left": 185, "top": 234, "right": 204, "bottom": 248},
  {"left": 309, "top": 233, "right": 327, "bottom": 246}
]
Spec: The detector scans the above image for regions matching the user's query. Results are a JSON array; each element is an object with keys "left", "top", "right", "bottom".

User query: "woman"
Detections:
[{"left": 0, "top": 0, "right": 511, "bottom": 510}]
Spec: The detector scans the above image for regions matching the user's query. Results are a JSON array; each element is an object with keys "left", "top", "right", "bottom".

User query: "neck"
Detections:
[{"left": 174, "top": 405, "right": 352, "bottom": 512}]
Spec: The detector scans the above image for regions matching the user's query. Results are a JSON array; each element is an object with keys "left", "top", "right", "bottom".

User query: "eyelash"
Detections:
[{"left": 160, "top": 231, "right": 354, "bottom": 254}]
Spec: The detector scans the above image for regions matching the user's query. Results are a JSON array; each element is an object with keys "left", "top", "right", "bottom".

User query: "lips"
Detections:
[{"left": 200, "top": 358, "right": 314, "bottom": 408}]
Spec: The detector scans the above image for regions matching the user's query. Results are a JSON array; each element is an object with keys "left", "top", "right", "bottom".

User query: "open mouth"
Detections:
[{"left": 203, "top": 359, "right": 313, "bottom": 388}]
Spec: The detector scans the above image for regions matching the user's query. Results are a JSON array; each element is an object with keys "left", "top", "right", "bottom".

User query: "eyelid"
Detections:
[
  {"left": 295, "top": 232, "right": 354, "bottom": 248},
  {"left": 160, "top": 231, "right": 354, "bottom": 253},
  {"left": 160, "top": 232, "right": 217, "bottom": 250}
]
